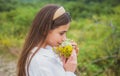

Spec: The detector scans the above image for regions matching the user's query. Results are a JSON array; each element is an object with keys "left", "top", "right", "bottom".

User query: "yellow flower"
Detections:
[{"left": 54, "top": 39, "right": 73, "bottom": 58}]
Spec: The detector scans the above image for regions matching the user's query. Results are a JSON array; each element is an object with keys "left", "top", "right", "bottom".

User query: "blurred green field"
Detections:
[{"left": 0, "top": 0, "right": 120, "bottom": 76}]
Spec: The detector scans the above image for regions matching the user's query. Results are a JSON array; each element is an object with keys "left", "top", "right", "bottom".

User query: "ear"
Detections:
[{"left": 43, "top": 30, "right": 52, "bottom": 35}]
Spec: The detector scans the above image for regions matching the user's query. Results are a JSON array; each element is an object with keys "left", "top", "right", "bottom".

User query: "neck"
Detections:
[{"left": 37, "top": 41, "right": 47, "bottom": 48}]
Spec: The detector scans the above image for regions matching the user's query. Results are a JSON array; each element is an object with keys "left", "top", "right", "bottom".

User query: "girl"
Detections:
[{"left": 17, "top": 4, "right": 79, "bottom": 76}]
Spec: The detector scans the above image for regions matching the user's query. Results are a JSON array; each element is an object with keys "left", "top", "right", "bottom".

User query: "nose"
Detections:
[{"left": 62, "top": 35, "right": 66, "bottom": 42}]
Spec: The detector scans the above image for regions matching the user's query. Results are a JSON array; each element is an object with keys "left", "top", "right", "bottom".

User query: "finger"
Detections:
[
  {"left": 67, "top": 55, "right": 77, "bottom": 64},
  {"left": 60, "top": 56, "right": 66, "bottom": 64},
  {"left": 72, "top": 50, "right": 77, "bottom": 56},
  {"left": 75, "top": 47, "right": 79, "bottom": 55},
  {"left": 71, "top": 42, "right": 77, "bottom": 46},
  {"left": 71, "top": 42, "right": 77, "bottom": 48},
  {"left": 70, "top": 50, "right": 76, "bottom": 60},
  {"left": 73, "top": 50, "right": 77, "bottom": 60}
]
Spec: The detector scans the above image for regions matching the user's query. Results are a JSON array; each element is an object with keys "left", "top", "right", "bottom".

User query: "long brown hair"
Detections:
[{"left": 17, "top": 4, "right": 71, "bottom": 76}]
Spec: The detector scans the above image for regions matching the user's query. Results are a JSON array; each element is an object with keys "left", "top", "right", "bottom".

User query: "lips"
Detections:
[{"left": 57, "top": 42, "right": 62, "bottom": 46}]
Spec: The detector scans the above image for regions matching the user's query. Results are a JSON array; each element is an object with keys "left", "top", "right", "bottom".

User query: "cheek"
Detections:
[
  {"left": 46, "top": 34, "right": 60, "bottom": 46},
  {"left": 51, "top": 33, "right": 61, "bottom": 40}
]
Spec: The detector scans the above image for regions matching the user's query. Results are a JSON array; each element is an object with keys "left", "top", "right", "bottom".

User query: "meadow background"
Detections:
[{"left": 0, "top": 0, "right": 120, "bottom": 76}]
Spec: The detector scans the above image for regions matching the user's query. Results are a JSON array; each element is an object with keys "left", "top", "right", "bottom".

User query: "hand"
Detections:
[
  {"left": 61, "top": 49, "right": 77, "bottom": 72},
  {"left": 71, "top": 40, "right": 79, "bottom": 56}
]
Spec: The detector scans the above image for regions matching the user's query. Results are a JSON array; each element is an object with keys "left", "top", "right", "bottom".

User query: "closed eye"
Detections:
[
  {"left": 59, "top": 31, "right": 67, "bottom": 35},
  {"left": 60, "top": 32, "right": 64, "bottom": 35}
]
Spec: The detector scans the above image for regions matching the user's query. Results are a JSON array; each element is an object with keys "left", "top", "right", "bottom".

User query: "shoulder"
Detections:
[
  {"left": 29, "top": 48, "right": 58, "bottom": 68},
  {"left": 29, "top": 46, "right": 63, "bottom": 70}
]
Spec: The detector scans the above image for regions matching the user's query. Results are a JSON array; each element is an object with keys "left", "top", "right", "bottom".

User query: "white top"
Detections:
[{"left": 27, "top": 45, "right": 76, "bottom": 76}]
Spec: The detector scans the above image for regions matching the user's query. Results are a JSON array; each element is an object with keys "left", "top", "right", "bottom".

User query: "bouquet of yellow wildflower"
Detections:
[{"left": 54, "top": 39, "right": 73, "bottom": 58}]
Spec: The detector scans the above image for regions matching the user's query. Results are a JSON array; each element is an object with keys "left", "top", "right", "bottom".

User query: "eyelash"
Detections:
[{"left": 60, "top": 32, "right": 64, "bottom": 35}]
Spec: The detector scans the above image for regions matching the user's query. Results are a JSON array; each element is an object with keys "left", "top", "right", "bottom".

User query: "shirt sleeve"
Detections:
[{"left": 66, "top": 71, "right": 76, "bottom": 76}]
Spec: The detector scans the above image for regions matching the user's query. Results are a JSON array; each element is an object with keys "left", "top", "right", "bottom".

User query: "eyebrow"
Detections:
[{"left": 61, "top": 31, "right": 67, "bottom": 33}]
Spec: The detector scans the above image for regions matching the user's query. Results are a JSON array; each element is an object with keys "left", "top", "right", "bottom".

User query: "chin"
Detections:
[
  {"left": 53, "top": 44, "right": 59, "bottom": 47},
  {"left": 49, "top": 43, "right": 60, "bottom": 47},
  {"left": 48, "top": 44, "right": 57, "bottom": 47}
]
